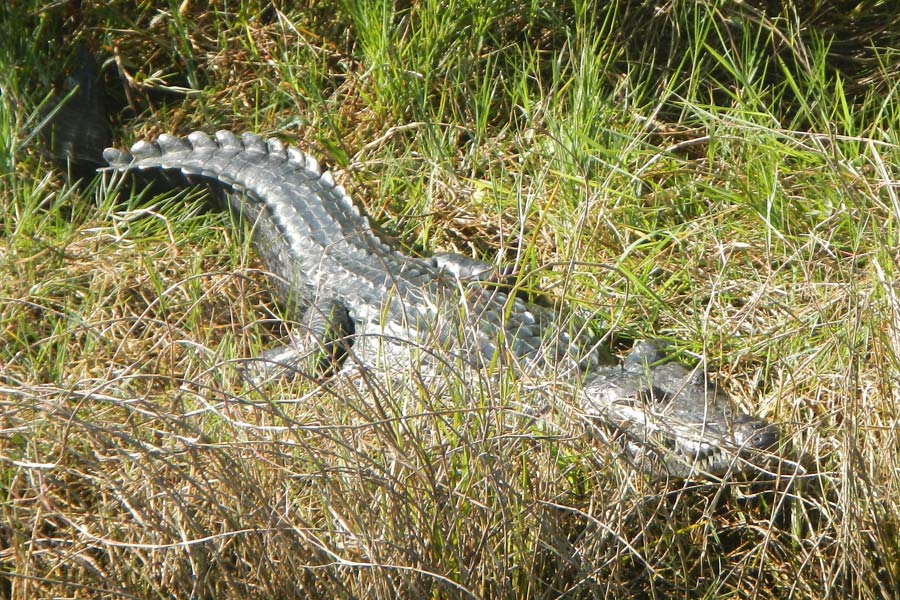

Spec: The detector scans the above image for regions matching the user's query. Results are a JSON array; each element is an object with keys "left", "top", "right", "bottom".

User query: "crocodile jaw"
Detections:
[{"left": 581, "top": 361, "right": 779, "bottom": 478}]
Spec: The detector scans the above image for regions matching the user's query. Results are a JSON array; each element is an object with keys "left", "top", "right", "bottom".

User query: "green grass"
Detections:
[{"left": 2, "top": 0, "right": 900, "bottom": 598}]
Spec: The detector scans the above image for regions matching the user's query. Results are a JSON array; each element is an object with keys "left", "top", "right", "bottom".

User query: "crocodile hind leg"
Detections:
[{"left": 241, "top": 298, "right": 354, "bottom": 385}]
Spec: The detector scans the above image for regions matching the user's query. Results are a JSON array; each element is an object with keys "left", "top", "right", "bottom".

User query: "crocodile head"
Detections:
[{"left": 581, "top": 342, "right": 779, "bottom": 478}]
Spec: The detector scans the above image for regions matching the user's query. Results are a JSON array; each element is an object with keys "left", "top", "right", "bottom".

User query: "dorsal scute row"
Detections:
[
  {"left": 103, "top": 130, "right": 381, "bottom": 234},
  {"left": 104, "top": 130, "right": 324, "bottom": 177},
  {"left": 103, "top": 130, "right": 404, "bottom": 268}
]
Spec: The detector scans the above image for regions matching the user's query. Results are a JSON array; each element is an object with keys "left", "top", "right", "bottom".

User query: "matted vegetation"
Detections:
[{"left": 1, "top": 1, "right": 899, "bottom": 598}]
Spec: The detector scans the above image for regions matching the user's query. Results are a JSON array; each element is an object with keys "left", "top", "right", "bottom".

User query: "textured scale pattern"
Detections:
[{"left": 103, "top": 130, "right": 582, "bottom": 370}]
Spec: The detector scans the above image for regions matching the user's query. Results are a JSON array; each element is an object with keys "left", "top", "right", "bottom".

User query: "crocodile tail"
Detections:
[
  {"left": 103, "top": 130, "right": 395, "bottom": 258},
  {"left": 43, "top": 44, "right": 111, "bottom": 181}
]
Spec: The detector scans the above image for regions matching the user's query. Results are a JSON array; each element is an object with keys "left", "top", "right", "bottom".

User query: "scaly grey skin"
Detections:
[
  {"left": 582, "top": 342, "right": 777, "bottom": 477},
  {"left": 102, "top": 130, "right": 778, "bottom": 478}
]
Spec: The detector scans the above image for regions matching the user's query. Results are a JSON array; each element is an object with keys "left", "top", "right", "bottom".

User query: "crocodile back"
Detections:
[{"left": 103, "top": 131, "right": 591, "bottom": 370}]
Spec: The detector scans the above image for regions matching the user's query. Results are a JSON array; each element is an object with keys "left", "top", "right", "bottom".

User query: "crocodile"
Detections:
[{"left": 97, "top": 130, "right": 779, "bottom": 478}]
